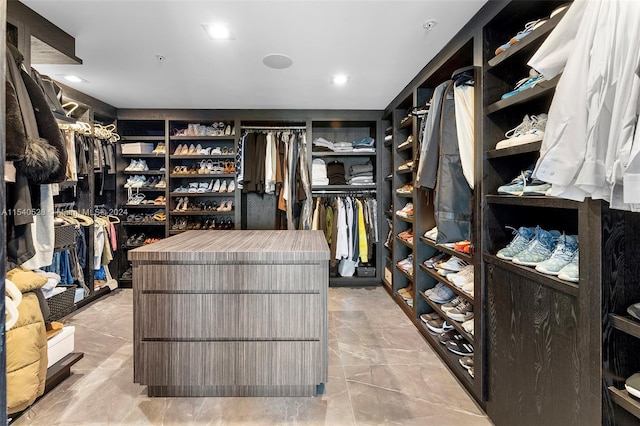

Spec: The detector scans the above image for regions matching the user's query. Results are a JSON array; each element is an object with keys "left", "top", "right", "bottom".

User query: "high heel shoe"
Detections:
[
  {"left": 212, "top": 179, "right": 221, "bottom": 192},
  {"left": 181, "top": 197, "right": 189, "bottom": 211},
  {"left": 174, "top": 144, "right": 183, "bottom": 155},
  {"left": 174, "top": 197, "right": 184, "bottom": 211},
  {"left": 227, "top": 180, "right": 236, "bottom": 192},
  {"left": 219, "top": 180, "right": 228, "bottom": 193}
]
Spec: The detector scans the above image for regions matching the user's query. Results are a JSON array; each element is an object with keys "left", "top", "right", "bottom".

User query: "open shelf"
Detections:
[
  {"left": 399, "top": 118, "right": 412, "bottom": 129},
  {"left": 383, "top": 277, "right": 392, "bottom": 290},
  {"left": 170, "top": 173, "right": 235, "bottom": 178},
  {"left": 122, "top": 204, "right": 166, "bottom": 210},
  {"left": 395, "top": 215, "right": 414, "bottom": 224},
  {"left": 419, "top": 236, "right": 473, "bottom": 263},
  {"left": 122, "top": 153, "right": 165, "bottom": 159},
  {"left": 384, "top": 139, "right": 393, "bottom": 147},
  {"left": 609, "top": 314, "right": 640, "bottom": 340},
  {"left": 397, "top": 143, "right": 413, "bottom": 152},
  {"left": 485, "top": 141, "right": 542, "bottom": 159},
  {"left": 128, "top": 187, "right": 166, "bottom": 192},
  {"left": 395, "top": 236, "right": 414, "bottom": 250},
  {"left": 311, "top": 151, "right": 376, "bottom": 157},
  {"left": 608, "top": 387, "right": 640, "bottom": 420},
  {"left": 420, "top": 264, "right": 474, "bottom": 304},
  {"left": 170, "top": 155, "right": 235, "bottom": 159},
  {"left": 169, "top": 192, "right": 231, "bottom": 197},
  {"left": 395, "top": 191, "right": 413, "bottom": 198},
  {"left": 396, "top": 168, "right": 413, "bottom": 175},
  {"left": 419, "top": 291, "right": 474, "bottom": 343},
  {"left": 169, "top": 136, "right": 235, "bottom": 141},
  {"left": 121, "top": 221, "right": 165, "bottom": 226},
  {"left": 484, "top": 253, "right": 579, "bottom": 297},
  {"left": 486, "top": 74, "right": 561, "bottom": 114},
  {"left": 123, "top": 170, "right": 165, "bottom": 175},
  {"left": 485, "top": 194, "right": 581, "bottom": 210},
  {"left": 396, "top": 264, "right": 414, "bottom": 282},
  {"left": 311, "top": 185, "right": 376, "bottom": 191},
  {"left": 487, "top": 7, "right": 569, "bottom": 69},
  {"left": 122, "top": 136, "right": 166, "bottom": 141},
  {"left": 170, "top": 211, "right": 234, "bottom": 216}
]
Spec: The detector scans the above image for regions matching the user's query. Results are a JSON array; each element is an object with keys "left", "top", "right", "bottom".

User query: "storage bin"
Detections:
[
  {"left": 46, "top": 285, "right": 77, "bottom": 321},
  {"left": 121, "top": 142, "right": 154, "bottom": 154}
]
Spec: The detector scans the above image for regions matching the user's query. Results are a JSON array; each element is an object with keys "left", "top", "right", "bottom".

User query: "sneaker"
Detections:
[
  {"left": 626, "top": 373, "right": 640, "bottom": 399},
  {"left": 424, "top": 252, "right": 449, "bottom": 269},
  {"left": 498, "top": 167, "right": 534, "bottom": 195},
  {"left": 438, "top": 329, "right": 460, "bottom": 345},
  {"left": 462, "top": 282, "right": 474, "bottom": 296},
  {"left": 396, "top": 203, "right": 414, "bottom": 219},
  {"left": 436, "top": 268, "right": 456, "bottom": 277},
  {"left": 512, "top": 228, "right": 561, "bottom": 266},
  {"left": 469, "top": 367, "right": 475, "bottom": 378},
  {"left": 462, "top": 319, "right": 474, "bottom": 335},
  {"left": 438, "top": 256, "right": 469, "bottom": 272},
  {"left": 496, "top": 226, "right": 536, "bottom": 260},
  {"left": 501, "top": 71, "right": 546, "bottom": 100},
  {"left": 627, "top": 302, "right": 640, "bottom": 322},
  {"left": 424, "top": 226, "right": 438, "bottom": 240},
  {"left": 446, "top": 337, "right": 474, "bottom": 356},
  {"left": 426, "top": 317, "right": 454, "bottom": 334},
  {"left": 535, "top": 234, "right": 579, "bottom": 275},
  {"left": 397, "top": 135, "right": 413, "bottom": 149},
  {"left": 495, "top": 113, "right": 548, "bottom": 149},
  {"left": 124, "top": 159, "right": 138, "bottom": 171},
  {"left": 420, "top": 312, "right": 440, "bottom": 323},
  {"left": 557, "top": 249, "right": 579, "bottom": 282},
  {"left": 398, "top": 160, "right": 414, "bottom": 171},
  {"left": 441, "top": 297, "right": 463, "bottom": 313},
  {"left": 426, "top": 286, "right": 455, "bottom": 304},
  {"left": 424, "top": 283, "right": 444, "bottom": 296},
  {"left": 446, "top": 300, "right": 474, "bottom": 322},
  {"left": 396, "top": 183, "right": 413, "bottom": 194},
  {"left": 459, "top": 356, "right": 474, "bottom": 370},
  {"left": 448, "top": 264, "right": 474, "bottom": 288}
]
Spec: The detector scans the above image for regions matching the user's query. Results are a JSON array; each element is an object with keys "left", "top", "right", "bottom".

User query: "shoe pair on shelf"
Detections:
[
  {"left": 397, "top": 228, "right": 413, "bottom": 244},
  {"left": 152, "top": 144, "right": 166, "bottom": 155},
  {"left": 125, "top": 233, "right": 148, "bottom": 246},
  {"left": 424, "top": 283, "right": 455, "bottom": 304},
  {"left": 397, "top": 135, "right": 413, "bottom": 150},
  {"left": 497, "top": 165, "right": 551, "bottom": 196},
  {"left": 396, "top": 255, "right": 413, "bottom": 276},
  {"left": 172, "top": 217, "right": 235, "bottom": 231},
  {"left": 397, "top": 160, "right": 414, "bottom": 171},
  {"left": 501, "top": 69, "right": 546, "bottom": 100},
  {"left": 396, "top": 203, "right": 414, "bottom": 220},
  {"left": 124, "top": 159, "right": 149, "bottom": 172},
  {"left": 440, "top": 329, "right": 474, "bottom": 357},
  {"left": 396, "top": 182, "right": 413, "bottom": 194},
  {"left": 495, "top": 114, "right": 548, "bottom": 150},
  {"left": 420, "top": 311, "right": 453, "bottom": 334},
  {"left": 497, "top": 226, "right": 579, "bottom": 282}
]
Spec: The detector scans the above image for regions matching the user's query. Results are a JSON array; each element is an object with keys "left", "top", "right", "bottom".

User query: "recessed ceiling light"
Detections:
[
  {"left": 263, "top": 54, "right": 293, "bottom": 69},
  {"left": 63, "top": 75, "right": 84, "bottom": 83},
  {"left": 423, "top": 19, "right": 438, "bottom": 30},
  {"left": 202, "top": 23, "right": 234, "bottom": 40},
  {"left": 331, "top": 74, "right": 349, "bottom": 85}
]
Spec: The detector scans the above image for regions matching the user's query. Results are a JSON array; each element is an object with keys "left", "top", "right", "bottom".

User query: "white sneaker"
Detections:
[
  {"left": 448, "top": 265, "right": 474, "bottom": 288},
  {"left": 438, "top": 256, "right": 469, "bottom": 272},
  {"left": 424, "top": 226, "right": 438, "bottom": 240},
  {"left": 462, "top": 282, "right": 474, "bottom": 296},
  {"left": 462, "top": 319, "right": 474, "bottom": 335},
  {"left": 124, "top": 159, "right": 138, "bottom": 171}
]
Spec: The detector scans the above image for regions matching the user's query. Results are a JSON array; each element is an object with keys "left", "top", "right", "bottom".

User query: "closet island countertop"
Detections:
[{"left": 128, "top": 230, "right": 330, "bottom": 263}]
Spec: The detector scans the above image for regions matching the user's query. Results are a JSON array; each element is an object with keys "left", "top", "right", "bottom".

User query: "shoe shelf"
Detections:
[
  {"left": 170, "top": 211, "right": 234, "bottom": 216},
  {"left": 483, "top": 253, "right": 579, "bottom": 297},
  {"left": 123, "top": 170, "right": 165, "bottom": 175},
  {"left": 399, "top": 118, "right": 413, "bottom": 130},
  {"left": 487, "top": 7, "right": 569, "bottom": 69},
  {"left": 311, "top": 185, "right": 376, "bottom": 191},
  {"left": 122, "top": 136, "right": 166, "bottom": 141},
  {"left": 396, "top": 168, "right": 413, "bottom": 175},
  {"left": 130, "top": 187, "right": 166, "bottom": 192},
  {"left": 169, "top": 136, "right": 235, "bottom": 141},
  {"left": 394, "top": 293, "right": 415, "bottom": 317},
  {"left": 170, "top": 173, "right": 235, "bottom": 178},
  {"left": 122, "top": 153, "right": 166, "bottom": 159},
  {"left": 395, "top": 237, "right": 414, "bottom": 250},
  {"left": 123, "top": 204, "right": 166, "bottom": 209},
  {"left": 395, "top": 192, "right": 413, "bottom": 198},
  {"left": 119, "top": 277, "right": 132, "bottom": 283},
  {"left": 395, "top": 215, "right": 414, "bottom": 224},
  {"left": 169, "top": 192, "right": 232, "bottom": 197},
  {"left": 608, "top": 386, "right": 640, "bottom": 421},
  {"left": 420, "top": 264, "right": 474, "bottom": 304},
  {"left": 485, "top": 194, "right": 581, "bottom": 210},
  {"left": 121, "top": 221, "right": 165, "bottom": 226},
  {"left": 419, "top": 291, "right": 474, "bottom": 343},
  {"left": 419, "top": 236, "right": 473, "bottom": 263},
  {"left": 397, "top": 143, "right": 413, "bottom": 153},
  {"left": 486, "top": 74, "right": 561, "bottom": 114},
  {"left": 609, "top": 314, "right": 640, "bottom": 340},
  {"left": 384, "top": 139, "right": 393, "bottom": 148},
  {"left": 415, "top": 320, "right": 474, "bottom": 390},
  {"left": 485, "top": 141, "right": 542, "bottom": 159},
  {"left": 170, "top": 155, "right": 236, "bottom": 160},
  {"left": 311, "top": 151, "right": 376, "bottom": 157},
  {"left": 396, "top": 265, "right": 414, "bottom": 282}
]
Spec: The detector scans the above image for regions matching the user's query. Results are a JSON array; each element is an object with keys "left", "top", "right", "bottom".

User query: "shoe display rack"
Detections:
[
  {"left": 310, "top": 120, "right": 381, "bottom": 286},
  {"left": 167, "top": 120, "right": 239, "bottom": 234},
  {"left": 479, "top": 1, "right": 601, "bottom": 424},
  {"left": 382, "top": 114, "right": 394, "bottom": 291},
  {"left": 116, "top": 120, "right": 168, "bottom": 286}
]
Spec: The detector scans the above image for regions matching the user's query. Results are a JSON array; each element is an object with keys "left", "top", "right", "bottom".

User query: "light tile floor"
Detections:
[{"left": 13, "top": 287, "right": 492, "bottom": 425}]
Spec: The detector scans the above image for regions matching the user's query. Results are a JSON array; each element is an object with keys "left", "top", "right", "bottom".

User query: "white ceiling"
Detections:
[{"left": 22, "top": 0, "right": 488, "bottom": 110}]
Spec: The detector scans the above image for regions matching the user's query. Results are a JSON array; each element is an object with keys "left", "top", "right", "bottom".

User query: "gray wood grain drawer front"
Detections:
[
  {"left": 140, "top": 294, "right": 321, "bottom": 339},
  {"left": 137, "top": 264, "right": 323, "bottom": 293},
  {"left": 138, "top": 341, "right": 322, "bottom": 386}
]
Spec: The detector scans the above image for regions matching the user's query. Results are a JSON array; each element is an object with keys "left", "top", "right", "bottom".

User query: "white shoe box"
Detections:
[
  {"left": 122, "top": 142, "right": 154, "bottom": 154},
  {"left": 47, "top": 326, "right": 75, "bottom": 368}
]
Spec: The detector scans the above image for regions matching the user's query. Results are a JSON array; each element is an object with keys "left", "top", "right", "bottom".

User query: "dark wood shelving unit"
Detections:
[
  {"left": 609, "top": 314, "right": 640, "bottom": 340},
  {"left": 122, "top": 153, "right": 166, "bottom": 159},
  {"left": 122, "top": 136, "right": 166, "bottom": 141},
  {"left": 170, "top": 154, "right": 235, "bottom": 159},
  {"left": 123, "top": 204, "right": 166, "bottom": 209},
  {"left": 170, "top": 210, "right": 235, "bottom": 216},
  {"left": 311, "top": 151, "right": 376, "bottom": 157},
  {"left": 383, "top": 277, "right": 392, "bottom": 290},
  {"left": 608, "top": 387, "right": 640, "bottom": 420},
  {"left": 122, "top": 170, "right": 165, "bottom": 175},
  {"left": 485, "top": 194, "right": 580, "bottom": 210},
  {"left": 395, "top": 192, "right": 413, "bottom": 198},
  {"left": 484, "top": 254, "right": 579, "bottom": 297},
  {"left": 396, "top": 265, "right": 414, "bottom": 282},
  {"left": 169, "top": 135, "right": 235, "bottom": 141},
  {"left": 486, "top": 74, "right": 561, "bottom": 114},
  {"left": 129, "top": 187, "right": 165, "bottom": 192},
  {"left": 121, "top": 221, "right": 166, "bottom": 226},
  {"left": 485, "top": 141, "right": 542, "bottom": 159},
  {"left": 396, "top": 168, "right": 413, "bottom": 175},
  {"left": 170, "top": 173, "right": 234, "bottom": 178},
  {"left": 395, "top": 237, "right": 414, "bottom": 250},
  {"left": 398, "top": 118, "right": 412, "bottom": 129},
  {"left": 169, "top": 192, "right": 231, "bottom": 197},
  {"left": 384, "top": 139, "right": 393, "bottom": 147},
  {"left": 311, "top": 185, "right": 376, "bottom": 191},
  {"left": 395, "top": 215, "right": 414, "bottom": 225},
  {"left": 397, "top": 143, "right": 412, "bottom": 152}
]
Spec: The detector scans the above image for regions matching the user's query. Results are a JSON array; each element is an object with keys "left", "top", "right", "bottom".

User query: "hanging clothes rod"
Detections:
[
  {"left": 241, "top": 126, "right": 307, "bottom": 130},
  {"left": 312, "top": 189, "right": 377, "bottom": 195}
]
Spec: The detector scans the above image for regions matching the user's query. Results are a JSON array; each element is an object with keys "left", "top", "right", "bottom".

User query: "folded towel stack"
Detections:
[{"left": 312, "top": 158, "right": 329, "bottom": 185}]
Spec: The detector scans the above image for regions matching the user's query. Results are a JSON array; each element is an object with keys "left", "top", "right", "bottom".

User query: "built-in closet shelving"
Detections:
[
  {"left": 382, "top": 114, "right": 393, "bottom": 290},
  {"left": 310, "top": 120, "right": 381, "bottom": 286}
]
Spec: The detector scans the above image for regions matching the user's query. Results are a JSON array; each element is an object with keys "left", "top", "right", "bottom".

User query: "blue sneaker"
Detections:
[
  {"left": 498, "top": 168, "right": 533, "bottom": 195},
  {"left": 512, "top": 228, "right": 561, "bottom": 266},
  {"left": 501, "top": 72, "right": 546, "bottom": 99},
  {"left": 496, "top": 226, "right": 536, "bottom": 260},
  {"left": 535, "top": 234, "right": 578, "bottom": 275},
  {"left": 352, "top": 137, "right": 375, "bottom": 148},
  {"left": 558, "top": 250, "right": 579, "bottom": 282}
]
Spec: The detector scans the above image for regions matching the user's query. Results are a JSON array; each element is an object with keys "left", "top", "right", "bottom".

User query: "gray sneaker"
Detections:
[
  {"left": 535, "top": 234, "right": 578, "bottom": 275},
  {"left": 557, "top": 249, "right": 579, "bottom": 282},
  {"left": 497, "top": 226, "right": 536, "bottom": 260},
  {"left": 446, "top": 300, "right": 474, "bottom": 322},
  {"left": 512, "top": 227, "right": 561, "bottom": 266}
]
